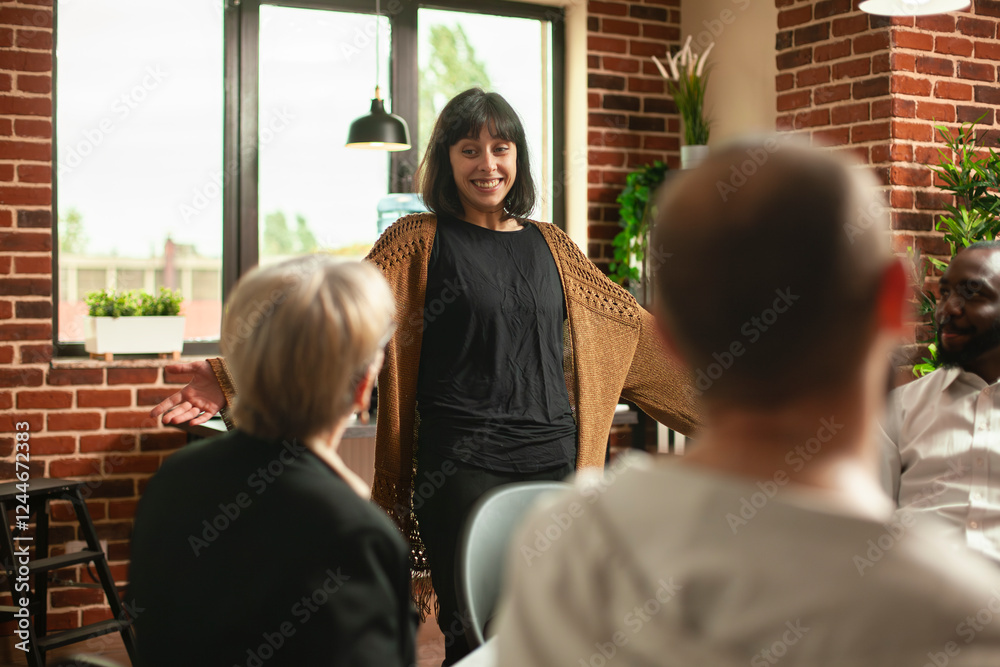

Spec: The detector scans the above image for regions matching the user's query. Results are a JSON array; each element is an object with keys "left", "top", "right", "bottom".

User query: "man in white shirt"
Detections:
[
  {"left": 882, "top": 241, "right": 1000, "bottom": 561},
  {"left": 494, "top": 143, "right": 1000, "bottom": 666}
]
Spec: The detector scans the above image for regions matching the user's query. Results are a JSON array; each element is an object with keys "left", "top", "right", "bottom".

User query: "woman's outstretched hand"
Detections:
[{"left": 149, "top": 360, "right": 225, "bottom": 426}]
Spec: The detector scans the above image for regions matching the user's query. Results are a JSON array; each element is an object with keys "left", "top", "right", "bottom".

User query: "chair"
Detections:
[
  {"left": 454, "top": 481, "right": 571, "bottom": 648},
  {"left": 47, "top": 656, "right": 123, "bottom": 667}
]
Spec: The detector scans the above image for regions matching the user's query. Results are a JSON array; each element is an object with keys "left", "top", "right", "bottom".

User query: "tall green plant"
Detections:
[{"left": 609, "top": 161, "right": 668, "bottom": 286}]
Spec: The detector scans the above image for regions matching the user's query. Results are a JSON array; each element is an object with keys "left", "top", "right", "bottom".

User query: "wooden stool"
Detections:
[{"left": 0, "top": 478, "right": 137, "bottom": 666}]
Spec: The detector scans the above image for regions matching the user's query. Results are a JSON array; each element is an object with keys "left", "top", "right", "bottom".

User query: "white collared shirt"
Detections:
[{"left": 881, "top": 365, "right": 1000, "bottom": 561}]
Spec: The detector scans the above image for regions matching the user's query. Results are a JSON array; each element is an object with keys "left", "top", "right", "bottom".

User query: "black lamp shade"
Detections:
[{"left": 346, "top": 97, "right": 411, "bottom": 151}]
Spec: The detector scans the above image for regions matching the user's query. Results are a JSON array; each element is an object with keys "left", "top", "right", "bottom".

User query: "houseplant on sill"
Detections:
[
  {"left": 84, "top": 287, "right": 185, "bottom": 361},
  {"left": 653, "top": 35, "right": 714, "bottom": 170}
]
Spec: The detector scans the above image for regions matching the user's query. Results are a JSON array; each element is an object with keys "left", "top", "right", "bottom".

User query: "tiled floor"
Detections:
[{"left": 0, "top": 614, "right": 446, "bottom": 667}]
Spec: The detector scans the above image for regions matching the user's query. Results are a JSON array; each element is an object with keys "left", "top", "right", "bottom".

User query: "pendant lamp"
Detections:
[
  {"left": 345, "top": 0, "right": 411, "bottom": 151},
  {"left": 858, "top": 0, "right": 970, "bottom": 16}
]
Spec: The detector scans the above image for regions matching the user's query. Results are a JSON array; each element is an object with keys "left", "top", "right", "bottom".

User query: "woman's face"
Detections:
[{"left": 448, "top": 125, "right": 517, "bottom": 219}]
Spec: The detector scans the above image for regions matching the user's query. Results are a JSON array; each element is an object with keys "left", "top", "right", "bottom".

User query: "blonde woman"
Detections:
[{"left": 129, "top": 257, "right": 416, "bottom": 666}]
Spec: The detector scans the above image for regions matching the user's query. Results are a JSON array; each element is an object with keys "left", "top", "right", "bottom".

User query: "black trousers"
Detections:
[{"left": 413, "top": 448, "right": 574, "bottom": 666}]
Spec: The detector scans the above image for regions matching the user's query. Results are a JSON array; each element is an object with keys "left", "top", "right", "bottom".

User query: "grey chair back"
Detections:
[{"left": 455, "top": 480, "right": 571, "bottom": 648}]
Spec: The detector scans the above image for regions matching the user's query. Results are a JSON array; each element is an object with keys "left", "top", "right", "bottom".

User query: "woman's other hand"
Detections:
[{"left": 149, "top": 360, "right": 225, "bottom": 425}]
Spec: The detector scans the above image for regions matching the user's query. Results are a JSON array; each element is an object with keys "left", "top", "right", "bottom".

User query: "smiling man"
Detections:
[{"left": 882, "top": 240, "right": 1000, "bottom": 561}]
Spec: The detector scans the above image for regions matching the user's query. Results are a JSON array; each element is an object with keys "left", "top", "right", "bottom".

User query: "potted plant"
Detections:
[
  {"left": 84, "top": 287, "right": 185, "bottom": 360},
  {"left": 609, "top": 160, "right": 669, "bottom": 303},
  {"left": 912, "top": 116, "right": 1000, "bottom": 376},
  {"left": 652, "top": 36, "right": 713, "bottom": 169}
]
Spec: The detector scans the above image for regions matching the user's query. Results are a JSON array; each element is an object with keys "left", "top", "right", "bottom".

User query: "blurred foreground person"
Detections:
[
  {"left": 129, "top": 258, "right": 416, "bottom": 666},
  {"left": 495, "top": 141, "right": 1000, "bottom": 666}
]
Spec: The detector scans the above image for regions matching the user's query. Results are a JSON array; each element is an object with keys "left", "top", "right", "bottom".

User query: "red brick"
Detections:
[
  {"left": 795, "top": 109, "right": 830, "bottom": 129},
  {"left": 17, "top": 390, "right": 72, "bottom": 409},
  {"left": 891, "top": 52, "right": 915, "bottom": 72},
  {"left": 642, "top": 24, "right": 677, "bottom": 42},
  {"left": 77, "top": 389, "right": 131, "bottom": 408},
  {"left": 0, "top": 368, "right": 43, "bottom": 388},
  {"left": 20, "top": 344, "right": 52, "bottom": 365},
  {"left": 641, "top": 135, "right": 678, "bottom": 151},
  {"left": 957, "top": 104, "right": 994, "bottom": 123},
  {"left": 776, "top": 48, "right": 813, "bottom": 71},
  {"left": 80, "top": 433, "right": 139, "bottom": 453},
  {"left": 776, "top": 73, "right": 795, "bottom": 92},
  {"left": 0, "top": 391, "right": 10, "bottom": 409},
  {"left": 629, "top": 40, "right": 667, "bottom": 58},
  {"left": 778, "top": 90, "right": 811, "bottom": 111},
  {"left": 832, "top": 14, "right": 868, "bottom": 36},
  {"left": 854, "top": 76, "right": 890, "bottom": 99},
  {"left": 107, "top": 368, "right": 158, "bottom": 385},
  {"left": 916, "top": 56, "right": 954, "bottom": 77},
  {"left": 0, "top": 95, "right": 50, "bottom": 116},
  {"left": 0, "top": 322, "right": 50, "bottom": 341},
  {"left": 890, "top": 98, "right": 915, "bottom": 121},
  {"left": 796, "top": 66, "right": 830, "bottom": 87},
  {"left": 872, "top": 99, "right": 892, "bottom": 119},
  {"left": 916, "top": 101, "right": 956, "bottom": 122},
  {"left": 851, "top": 122, "right": 891, "bottom": 143},
  {"left": 0, "top": 164, "right": 12, "bottom": 182},
  {"left": 0, "top": 186, "right": 50, "bottom": 206},
  {"left": 813, "top": 127, "right": 851, "bottom": 146},
  {"left": 854, "top": 32, "right": 889, "bottom": 54},
  {"left": 893, "top": 121, "right": 934, "bottom": 142},
  {"left": 959, "top": 61, "right": 994, "bottom": 82},
  {"left": 0, "top": 346, "right": 11, "bottom": 363},
  {"left": 890, "top": 186, "right": 914, "bottom": 206},
  {"left": 48, "top": 412, "right": 102, "bottom": 432},
  {"left": 778, "top": 5, "right": 812, "bottom": 28},
  {"left": 892, "top": 75, "right": 932, "bottom": 96},
  {"left": 833, "top": 58, "right": 871, "bottom": 80},
  {"left": 28, "top": 435, "right": 76, "bottom": 455},
  {"left": 974, "top": 85, "right": 1000, "bottom": 105},
  {"left": 894, "top": 30, "right": 934, "bottom": 51},
  {"left": 796, "top": 22, "right": 830, "bottom": 47},
  {"left": 588, "top": 36, "right": 627, "bottom": 54},
  {"left": 935, "top": 81, "right": 973, "bottom": 101},
  {"left": 0, "top": 7, "right": 52, "bottom": 29},
  {"left": 916, "top": 14, "right": 955, "bottom": 32},
  {"left": 0, "top": 118, "right": 10, "bottom": 136},
  {"left": 47, "top": 368, "right": 104, "bottom": 386},
  {"left": 0, "top": 230, "right": 51, "bottom": 252},
  {"left": 17, "top": 164, "right": 50, "bottom": 183},
  {"left": 0, "top": 50, "right": 51, "bottom": 73},
  {"left": 105, "top": 410, "right": 157, "bottom": 430},
  {"left": 589, "top": 1, "right": 627, "bottom": 16},
  {"left": 936, "top": 36, "right": 974, "bottom": 57},
  {"left": 17, "top": 209, "right": 50, "bottom": 228},
  {"left": 891, "top": 164, "right": 933, "bottom": 187},
  {"left": 51, "top": 588, "right": 106, "bottom": 608},
  {"left": 602, "top": 18, "right": 640, "bottom": 36},
  {"left": 975, "top": 41, "right": 1000, "bottom": 61},
  {"left": 870, "top": 144, "right": 891, "bottom": 163},
  {"left": 916, "top": 190, "right": 951, "bottom": 210},
  {"left": 108, "top": 498, "right": 141, "bottom": 519},
  {"left": 0, "top": 301, "right": 10, "bottom": 319},
  {"left": 627, "top": 77, "right": 664, "bottom": 94},
  {"left": 958, "top": 17, "right": 994, "bottom": 38},
  {"left": 15, "top": 74, "right": 50, "bottom": 95},
  {"left": 815, "top": 83, "right": 851, "bottom": 105},
  {"left": 894, "top": 210, "right": 934, "bottom": 231},
  {"left": 48, "top": 457, "right": 101, "bottom": 477},
  {"left": 815, "top": 40, "right": 851, "bottom": 62},
  {"left": 602, "top": 56, "right": 639, "bottom": 73},
  {"left": 16, "top": 29, "right": 52, "bottom": 50},
  {"left": 832, "top": 102, "right": 870, "bottom": 125}
]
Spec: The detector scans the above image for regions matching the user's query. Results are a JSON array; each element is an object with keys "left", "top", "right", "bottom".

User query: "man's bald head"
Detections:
[{"left": 653, "top": 140, "right": 894, "bottom": 406}]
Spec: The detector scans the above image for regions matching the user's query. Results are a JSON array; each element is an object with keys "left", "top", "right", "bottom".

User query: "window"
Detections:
[
  {"left": 55, "top": 0, "right": 563, "bottom": 352},
  {"left": 55, "top": 0, "right": 224, "bottom": 347}
]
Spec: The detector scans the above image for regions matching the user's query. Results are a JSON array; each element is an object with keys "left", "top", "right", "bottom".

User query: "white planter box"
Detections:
[{"left": 84, "top": 316, "right": 186, "bottom": 355}]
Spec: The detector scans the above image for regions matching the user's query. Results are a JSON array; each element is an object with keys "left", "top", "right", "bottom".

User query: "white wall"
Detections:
[{"left": 681, "top": 0, "right": 778, "bottom": 145}]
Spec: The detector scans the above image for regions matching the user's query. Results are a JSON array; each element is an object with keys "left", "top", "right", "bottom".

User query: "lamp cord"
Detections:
[{"left": 375, "top": 0, "right": 380, "bottom": 97}]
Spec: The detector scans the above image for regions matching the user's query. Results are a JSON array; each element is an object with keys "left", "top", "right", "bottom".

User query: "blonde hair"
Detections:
[{"left": 221, "top": 256, "right": 395, "bottom": 440}]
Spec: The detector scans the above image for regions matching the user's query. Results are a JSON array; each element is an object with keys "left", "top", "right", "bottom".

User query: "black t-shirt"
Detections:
[{"left": 416, "top": 215, "right": 577, "bottom": 473}]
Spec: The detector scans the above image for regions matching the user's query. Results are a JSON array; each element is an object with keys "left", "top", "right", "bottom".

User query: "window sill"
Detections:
[{"left": 50, "top": 355, "right": 208, "bottom": 370}]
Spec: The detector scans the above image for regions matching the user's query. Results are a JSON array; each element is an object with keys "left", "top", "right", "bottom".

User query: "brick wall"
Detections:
[
  {"left": 0, "top": 0, "right": 189, "bottom": 633},
  {"left": 586, "top": 0, "right": 682, "bottom": 272},
  {"left": 774, "top": 0, "right": 1000, "bottom": 355}
]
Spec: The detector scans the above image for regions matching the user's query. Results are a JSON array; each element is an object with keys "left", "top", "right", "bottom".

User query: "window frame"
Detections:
[{"left": 53, "top": 0, "right": 564, "bottom": 356}]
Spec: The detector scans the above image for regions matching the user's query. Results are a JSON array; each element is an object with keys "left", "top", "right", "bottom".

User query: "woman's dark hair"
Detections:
[{"left": 418, "top": 88, "right": 536, "bottom": 220}]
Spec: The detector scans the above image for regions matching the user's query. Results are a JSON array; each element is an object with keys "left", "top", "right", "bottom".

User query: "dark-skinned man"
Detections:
[{"left": 882, "top": 240, "right": 1000, "bottom": 562}]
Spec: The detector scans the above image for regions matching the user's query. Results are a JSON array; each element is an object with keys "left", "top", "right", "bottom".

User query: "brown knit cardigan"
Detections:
[
  {"left": 364, "top": 214, "right": 699, "bottom": 571},
  {"left": 210, "top": 213, "right": 700, "bottom": 613}
]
